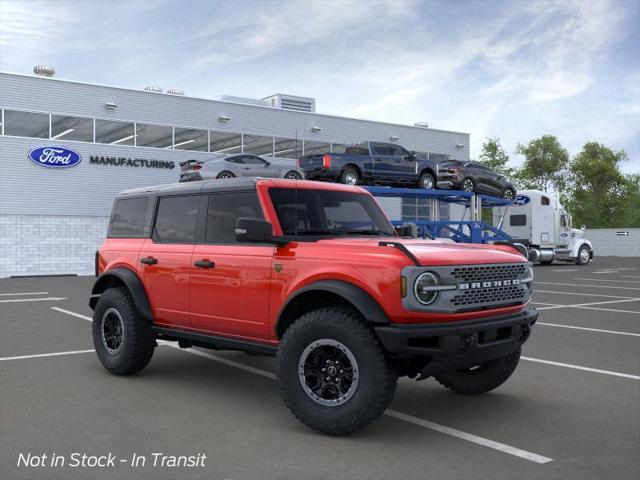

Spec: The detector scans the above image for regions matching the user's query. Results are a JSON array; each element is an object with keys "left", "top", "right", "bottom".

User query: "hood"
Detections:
[{"left": 313, "top": 237, "right": 527, "bottom": 266}]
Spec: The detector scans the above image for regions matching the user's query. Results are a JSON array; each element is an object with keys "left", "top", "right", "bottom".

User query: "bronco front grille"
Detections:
[
  {"left": 451, "top": 264, "right": 527, "bottom": 283},
  {"left": 451, "top": 284, "right": 527, "bottom": 307}
]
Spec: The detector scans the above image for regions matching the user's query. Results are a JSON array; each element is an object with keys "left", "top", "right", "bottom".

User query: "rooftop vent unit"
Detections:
[
  {"left": 33, "top": 65, "right": 55, "bottom": 77},
  {"left": 167, "top": 88, "right": 185, "bottom": 96},
  {"left": 262, "top": 94, "right": 316, "bottom": 113},
  {"left": 216, "top": 95, "right": 270, "bottom": 107},
  {"left": 414, "top": 122, "right": 429, "bottom": 128},
  {"left": 144, "top": 85, "right": 163, "bottom": 93}
]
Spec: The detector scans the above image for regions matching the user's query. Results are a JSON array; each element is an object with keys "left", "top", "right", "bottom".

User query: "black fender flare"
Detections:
[
  {"left": 89, "top": 268, "right": 153, "bottom": 322},
  {"left": 275, "top": 280, "right": 390, "bottom": 338}
]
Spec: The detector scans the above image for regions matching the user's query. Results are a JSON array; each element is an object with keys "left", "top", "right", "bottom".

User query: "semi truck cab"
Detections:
[{"left": 494, "top": 190, "right": 593, "bottom": 265}]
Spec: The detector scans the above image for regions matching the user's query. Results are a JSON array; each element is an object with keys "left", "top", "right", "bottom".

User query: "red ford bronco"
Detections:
[{"left": 90, "top": 178, "right": 537, "bottom": 435}]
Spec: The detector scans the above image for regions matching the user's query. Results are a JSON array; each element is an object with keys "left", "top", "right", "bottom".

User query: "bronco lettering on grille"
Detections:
[{"left": 459, "top": 279, "right": 520, "bottom": 290}]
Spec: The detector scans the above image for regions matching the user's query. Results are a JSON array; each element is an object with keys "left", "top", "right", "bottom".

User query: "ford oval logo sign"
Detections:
[
  {"left": 514, "top": 195, "right": 530, "bottom": 206},
  {"left": 28, "top": 146, "right": 82, "bottom": 168}
]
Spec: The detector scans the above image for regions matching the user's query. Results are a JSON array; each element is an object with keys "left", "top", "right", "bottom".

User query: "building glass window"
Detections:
[
  {"left": 51, "top": 114, "right": 94, "bottom": 142},
  {"left": 135, "top": 123, "right": 173, "bottom": 148},
  {"left": 303, "top": 140, "right": 331, "bottom": 156},
  {"left": 174, "top": 127, "right": 208, "bottom": 151},
  {"left": 95, "top": 119, "right": 135, "bottom": 145},
  {"left": 210, "top": 131, "right": 243, "bottom": 154},
  {"left": 3, "top": 110, "right": 49, "bottom": 138},
  {"left": 273, "top": 137, "right": 302, "bottom": 158},
  {"left": 243, "top": 134, "right": 274, "bottom": 156}
]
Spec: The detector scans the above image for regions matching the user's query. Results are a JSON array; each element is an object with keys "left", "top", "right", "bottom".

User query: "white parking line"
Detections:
[
  {"left": 621, "top": 275, "right": 640, "bottom": 279},
  {"left": 51, "top": 307, "right": 92, "bottom": 321},
  {"left": 593, "top": 271, "right": 619, "bottom": 274},
  {"left": 522, "top": 357, "right": 640, "bottom": 380},
  {"left": 551, "top": 269, "right": 577, "bottom": 272},
  {"left": 164, "top": 343, "right": 553, "bottom": 464},
  {"left": 0, "top": 297, "right": 67, "bottom": 303},
  {"left": 384, "top": 410, "right": 553, "bottom": 464},
  {"left": 536, "top": 282, "right": 640, "bottom": 291},
  {"left": 534, "top": 298, "right": 640, "bottom": 310},
  {"left": 0, "top": 349, "right": 95, "bottom": 362},
  {"left": 572, "top": 278, "right": 640, "bottom": 284},
  {"left": 535, "top": 290, "right": 638, "bottom": 299},
  {"left": 536, "top": 322, "right": 640, "bottom": 337},
  {"left": 0, "top": 291, "right": 49, "bottom": 296}
]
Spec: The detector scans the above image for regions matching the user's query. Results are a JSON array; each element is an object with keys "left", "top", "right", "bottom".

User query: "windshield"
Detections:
[{"left": 268, "top": 188, "right": 395, "bottom": 237}]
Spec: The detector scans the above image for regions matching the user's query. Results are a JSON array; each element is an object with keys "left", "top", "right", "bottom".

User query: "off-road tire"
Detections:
[
  {"left": 216, "top": 171, "right": 235, "bottom": 179},
  {"left": 418, "top": 172, "right": 435, "bottom": 189},
  {"left": 92, "top": 287, "right": 155, "bottom": 376},
  {"left": 340, "top": 167, "right": 360, "bottom": 185},
  {"left": 434, "top": 348, "right": 521, "bottom": 395},
  {"left": 276, "top": 307, "right": 397, "bottom": 435},
  {"left": 576, "top": 245, "right": 590, "bottom": 265}
]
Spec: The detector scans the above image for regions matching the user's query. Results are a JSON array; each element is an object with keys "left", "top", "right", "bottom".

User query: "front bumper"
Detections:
[{"left": 375, "top": 307, "right": 537, "bottom": 375}]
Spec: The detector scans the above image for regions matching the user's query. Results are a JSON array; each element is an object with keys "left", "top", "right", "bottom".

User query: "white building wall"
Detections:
[
  {"left": 0, "top": 215, "right": 108, "bottom": 277},
  {"left": 586, "top": 228, "right": 640, "bottom": 258}
]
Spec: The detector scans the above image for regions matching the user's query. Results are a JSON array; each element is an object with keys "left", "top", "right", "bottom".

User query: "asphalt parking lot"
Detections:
[{"left": 1, "top": 257, "right": 639, "bottom": 480}]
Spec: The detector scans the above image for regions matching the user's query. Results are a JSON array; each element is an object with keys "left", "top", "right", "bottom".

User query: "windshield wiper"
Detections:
[{"left": 344, "top": 230, "right": 388, "bottom": 235}]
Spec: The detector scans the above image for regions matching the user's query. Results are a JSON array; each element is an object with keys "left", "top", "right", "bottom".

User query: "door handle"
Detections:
[
  {"left": 140, "top": 256, "right": 158, "bottom": 265},
  {"left": 194, "top": 260, "right": 215, "bottom": 269}
]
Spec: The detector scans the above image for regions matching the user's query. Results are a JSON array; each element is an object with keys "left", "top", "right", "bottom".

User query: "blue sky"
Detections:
[{"left": 1, "top": 0, "right": 638, "bottom": 172}]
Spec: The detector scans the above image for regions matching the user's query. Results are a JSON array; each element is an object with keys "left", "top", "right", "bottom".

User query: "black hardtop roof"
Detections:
[{"left": 116, "top": 177, "right": 260, "bottom": 198}]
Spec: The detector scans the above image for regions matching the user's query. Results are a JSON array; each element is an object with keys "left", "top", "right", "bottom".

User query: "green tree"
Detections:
[
  {"left": 566, "top": 142, "right": 632, "bottom": 228},
  {"left": 618, "top": 174, "right": 640, "bottom": 227},
  {"left": 515, "top": 135, "right": 569, "bottom": 193},
  {"left": 479, "top": 137, "right": 514, "bottom": 176}
]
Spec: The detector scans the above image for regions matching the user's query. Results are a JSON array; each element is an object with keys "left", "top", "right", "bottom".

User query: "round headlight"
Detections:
[{"left": 414, "top": 272, "right": 439, "bottom": 305}]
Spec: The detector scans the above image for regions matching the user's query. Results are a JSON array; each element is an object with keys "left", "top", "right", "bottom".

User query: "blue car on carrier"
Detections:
[{"left": 298, "top": 141, "right": 439, "bottom": 189}]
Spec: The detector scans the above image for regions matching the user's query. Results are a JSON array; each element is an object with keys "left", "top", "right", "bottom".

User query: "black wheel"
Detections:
[
  {"left": 284, "top": 170, "right": 302, "bottom": 180},
  {"left": 340, "top": 167, "right": 360, "bottom": 186},
  {"left": 576, "top": 245, "right": 591, "bottom": 265},
  {"left": 434, "top": 348, "right": 521, "bottom": 395},
  {"left": 92, "top": 287, "right": 155, "bottom": 376},
  {"left": 216, "top": 171, "right": 235, "bottom": 179},
  {"left": 276, "top": 307, "right": 397, "bottom": 435},
  {"left": 418, "top": 172, "right": 435, "bottom": 189},
  {"left": 461, "top": 178, "right": 475, "bottom": 192},
  {"left": 503, "top": 188, "right": 516, "bottom": 201}
]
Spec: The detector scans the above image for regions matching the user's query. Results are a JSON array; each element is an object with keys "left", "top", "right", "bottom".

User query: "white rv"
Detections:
[{"left": 493, "top": 190, "right": 593, "bottom": 265}]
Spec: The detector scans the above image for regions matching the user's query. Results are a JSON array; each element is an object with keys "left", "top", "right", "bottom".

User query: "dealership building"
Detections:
[{"left": 0, "top": 69, "right": 470, "bottom": 277}]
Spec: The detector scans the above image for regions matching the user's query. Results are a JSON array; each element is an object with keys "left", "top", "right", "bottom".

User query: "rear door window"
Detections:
[
  {"left": 110, "top": 197, "right": 149, "bottom": 237},
  {"left": 153, "top": 195, "right": 201, "bottom": 243}
]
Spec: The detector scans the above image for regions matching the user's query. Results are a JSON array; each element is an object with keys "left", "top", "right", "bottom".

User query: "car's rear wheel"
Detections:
[
  {"left": 418, "top": 172, "right": 435, "bottom": 189},
  {"left": 462, "top": 178, "right": 475, "bottom": 192},
  {"left": 503, "top": 187, "right": 516, "bottom": 201},
  {"left": 276, "top": 307, "right": 397, "bottom": 435},
  {"left": 434, "top": 348, "right": 521, "bottom": 395},
  {"left": 92, "top": 287, "right": 155, "bottom": 375},
  {"left": 285, "top": 170, "right": 302, "bottom": 180},
  {"left": 217, "top": 171, "right": 235, "bottom": 179},
  {"left": 340, "top": 167, "right": 360, "bottom": 186},
  {"left": 576, "top": 245, "right": 591, "bottom": 265}
]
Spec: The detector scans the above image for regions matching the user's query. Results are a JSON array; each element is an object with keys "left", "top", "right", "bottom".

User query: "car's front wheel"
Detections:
[
  {"left": 92, "top": 287, "right": 155, "bottom": 375},
  {"left": 418, "top": 172, "right": 435, "bottom": 189},
  {"left": 503, "top": 187, "right": 516, "bottom": 201},
  {"left": 462, "top": 178, "right": 475, "bottom": 192},
  {"left": 216, "top": 171, "right": 235, "bottom": 179},
  {"left": 576, "top": 245, "right": 591, "bottom": 265},
  {"left": 276, "top": 307, "right": 397, "bottom": 435},
  {"left": 434, "top": 348, "right": 521, "bottom": 395}
]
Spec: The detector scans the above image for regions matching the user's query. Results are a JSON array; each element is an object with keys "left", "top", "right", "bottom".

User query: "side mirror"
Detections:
[
  {"left": 407, "top": 151, "right": 417, "bottom": 160},
  {"left": 235, "top": 218, "right": 288, "bottom": 245},
  {"left": 395, "top": 222, "right": 418, "bottom": 238},
  {"left": 581, "top": 225, "right": 586, "bottom": 231}
]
